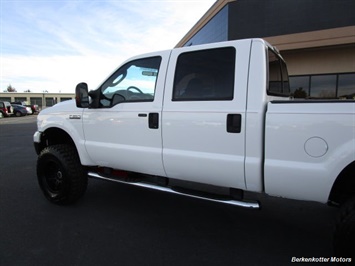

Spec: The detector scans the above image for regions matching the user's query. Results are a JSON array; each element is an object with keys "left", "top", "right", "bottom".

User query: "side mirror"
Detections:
[{"left": 75, "top": 82, "right": 89, "bottom": 108}]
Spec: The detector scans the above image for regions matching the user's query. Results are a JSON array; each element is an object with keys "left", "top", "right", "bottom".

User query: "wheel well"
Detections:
[
  {"left": 329, "top": 161, "right": 355, "bottom": 205},
  {"left": 39, "top": 128, "right": 76, "bottom": 153}
]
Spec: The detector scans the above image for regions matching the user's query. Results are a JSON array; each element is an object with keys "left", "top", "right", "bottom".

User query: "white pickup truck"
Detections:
[{"left": 34, "top": 38, "right": 354, "bottom": 257}]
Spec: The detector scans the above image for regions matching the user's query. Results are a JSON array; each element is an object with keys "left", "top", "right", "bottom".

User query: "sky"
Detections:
[{"left": 0, "top": 0, "right": 215, "bottom": 93}]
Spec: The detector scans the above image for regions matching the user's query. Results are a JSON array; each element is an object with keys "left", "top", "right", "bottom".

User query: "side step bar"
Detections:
[{"left": 88, "top": 172, "right": 260, "bottom": 209}]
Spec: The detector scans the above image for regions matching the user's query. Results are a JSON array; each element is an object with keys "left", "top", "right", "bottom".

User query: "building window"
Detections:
[
  {"left": 184, "top": 5, "right": 228, "bottom": 46},
  {"left": 290, "top": 73, "right": 355, "bottom": 99},
  {"left": 338, "top": 73, "right": 355, "bottom": 99},
  {"left": 173, "top": 47, "right": 235, "bottom": 101},
  {"left": 45, "top": 98, "right": 56, "bottom": 107},
  {"left": 289, "top": 76, "right": 309, "bottom": 98},
  {"left": 14, "top": 97, "right": 27, "bottom": 103},
  {"left": 30, "top": 97, "right": 42, "bottom": 108},
  {"left": 0, "top": 97, "right": 11, "bottom": 102},
  {"left": 60, "top": 97, "right": 72, "bottom": 102},
  {"left": 310, "top": 75, "right": 337, "bottom": 98}
]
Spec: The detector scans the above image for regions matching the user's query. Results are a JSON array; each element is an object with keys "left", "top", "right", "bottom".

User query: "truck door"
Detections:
[
  {"left": 82, "top": 51, "right": 170, "bottom": 176},
  {"left": 162, "top": 41, "right": 250, "bottom": 189}
]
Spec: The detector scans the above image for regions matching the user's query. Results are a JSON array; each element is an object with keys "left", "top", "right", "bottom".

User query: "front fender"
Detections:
[{"left": 35, "top": 103, "right": 94, "bottom": 166}]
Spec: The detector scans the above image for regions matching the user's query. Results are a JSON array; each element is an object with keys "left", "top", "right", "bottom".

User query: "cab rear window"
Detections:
[{"left": 268, "top": 49, "right": 290, "bottom": 97}]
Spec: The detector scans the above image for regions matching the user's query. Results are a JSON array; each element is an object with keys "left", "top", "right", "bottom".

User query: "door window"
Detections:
[
  {"left": 100, "top": 56, "right": 161, "bottom": 106},
  {"left": 172, "top": 47, "right": 235, "bottom": 101}
]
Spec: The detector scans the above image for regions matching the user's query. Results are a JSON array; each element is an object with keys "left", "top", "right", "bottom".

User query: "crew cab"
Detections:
[{"left": 33, "top": 39, "right": 355, "bottom": 258}]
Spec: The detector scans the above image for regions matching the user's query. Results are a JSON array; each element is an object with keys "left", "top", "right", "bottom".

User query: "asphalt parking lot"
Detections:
[{"left": 0, "top": 115, "right": 338, "bottom": 266}]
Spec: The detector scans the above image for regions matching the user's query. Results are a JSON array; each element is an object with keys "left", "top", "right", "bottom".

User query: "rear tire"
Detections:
[
  {"left": 333, "top": 197, "right": 355, "bottom": 261},
  {"left": 37, "top": 144, "right": 88, "bottom": 205}
]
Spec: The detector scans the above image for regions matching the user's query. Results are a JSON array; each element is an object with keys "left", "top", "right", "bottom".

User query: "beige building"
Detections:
[
  {"left": 176, "top": 0, "right": 355, "bottom": 99},
  {"left": 0, "top": 92, "right": 75, "bottom": 109}
]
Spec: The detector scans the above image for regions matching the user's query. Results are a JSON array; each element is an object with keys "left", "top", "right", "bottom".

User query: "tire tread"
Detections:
[{"left": 37, "top": 144, "right": 88, "bottom": 205}]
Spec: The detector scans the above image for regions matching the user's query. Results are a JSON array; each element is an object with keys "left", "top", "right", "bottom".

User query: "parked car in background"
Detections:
[
  {"left": 11, "top": 104, "right": 32, "bottom": 116},
  {"left": 11, "top": 101, "right": 39, "bottom": 114},
  {"left": 27, "top": 104, "right": 39, "bottom": 114},
  {"left": 0, "top": 101, "right": 13, "bottom": 117}
]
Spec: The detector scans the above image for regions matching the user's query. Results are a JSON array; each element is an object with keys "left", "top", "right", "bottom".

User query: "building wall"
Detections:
[
  {"left": 0, "top": 92, "right": 75, "bottom": 109},
  {"left": 283, "top": 44, "right": 355, "bottom": 75},
  {"left": 228, "top": 0, "right": 355, "bottom": 40}
]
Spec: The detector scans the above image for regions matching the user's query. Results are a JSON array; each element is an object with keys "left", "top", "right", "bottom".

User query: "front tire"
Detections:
[
  {"left": 333, "top": 197, "right": 355, "bottom": 261},
  {"left": 37, "top": 144, "right": 88, "bottom": 205},
  {"left": 15, "top": 111, "right": 22, "bottom": 117}
]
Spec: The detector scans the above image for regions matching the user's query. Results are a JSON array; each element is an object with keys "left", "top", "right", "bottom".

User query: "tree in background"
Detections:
[
  {"left": 7, "top": 84, "right": 17, "bottom": 92},
  {"left": 293, "top": 87, "right": 307, "bottom": 98}
]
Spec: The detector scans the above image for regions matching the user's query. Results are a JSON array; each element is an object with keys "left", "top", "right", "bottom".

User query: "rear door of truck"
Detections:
[{"left": 161, "top": 40, "right": 252, "bottom": 189}]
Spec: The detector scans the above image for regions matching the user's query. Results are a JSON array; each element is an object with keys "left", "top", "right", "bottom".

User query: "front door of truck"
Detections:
[
  {"left": 82, "top": 52, "right": 170, "bottom": 176},
  {"left": 162, "top": 42, "right": 250, "bottom": 189}
]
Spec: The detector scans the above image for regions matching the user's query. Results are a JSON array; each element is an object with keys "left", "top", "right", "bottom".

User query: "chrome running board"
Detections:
[{"left": 88, "top": 172, "right": 260, "bottom": 209}]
